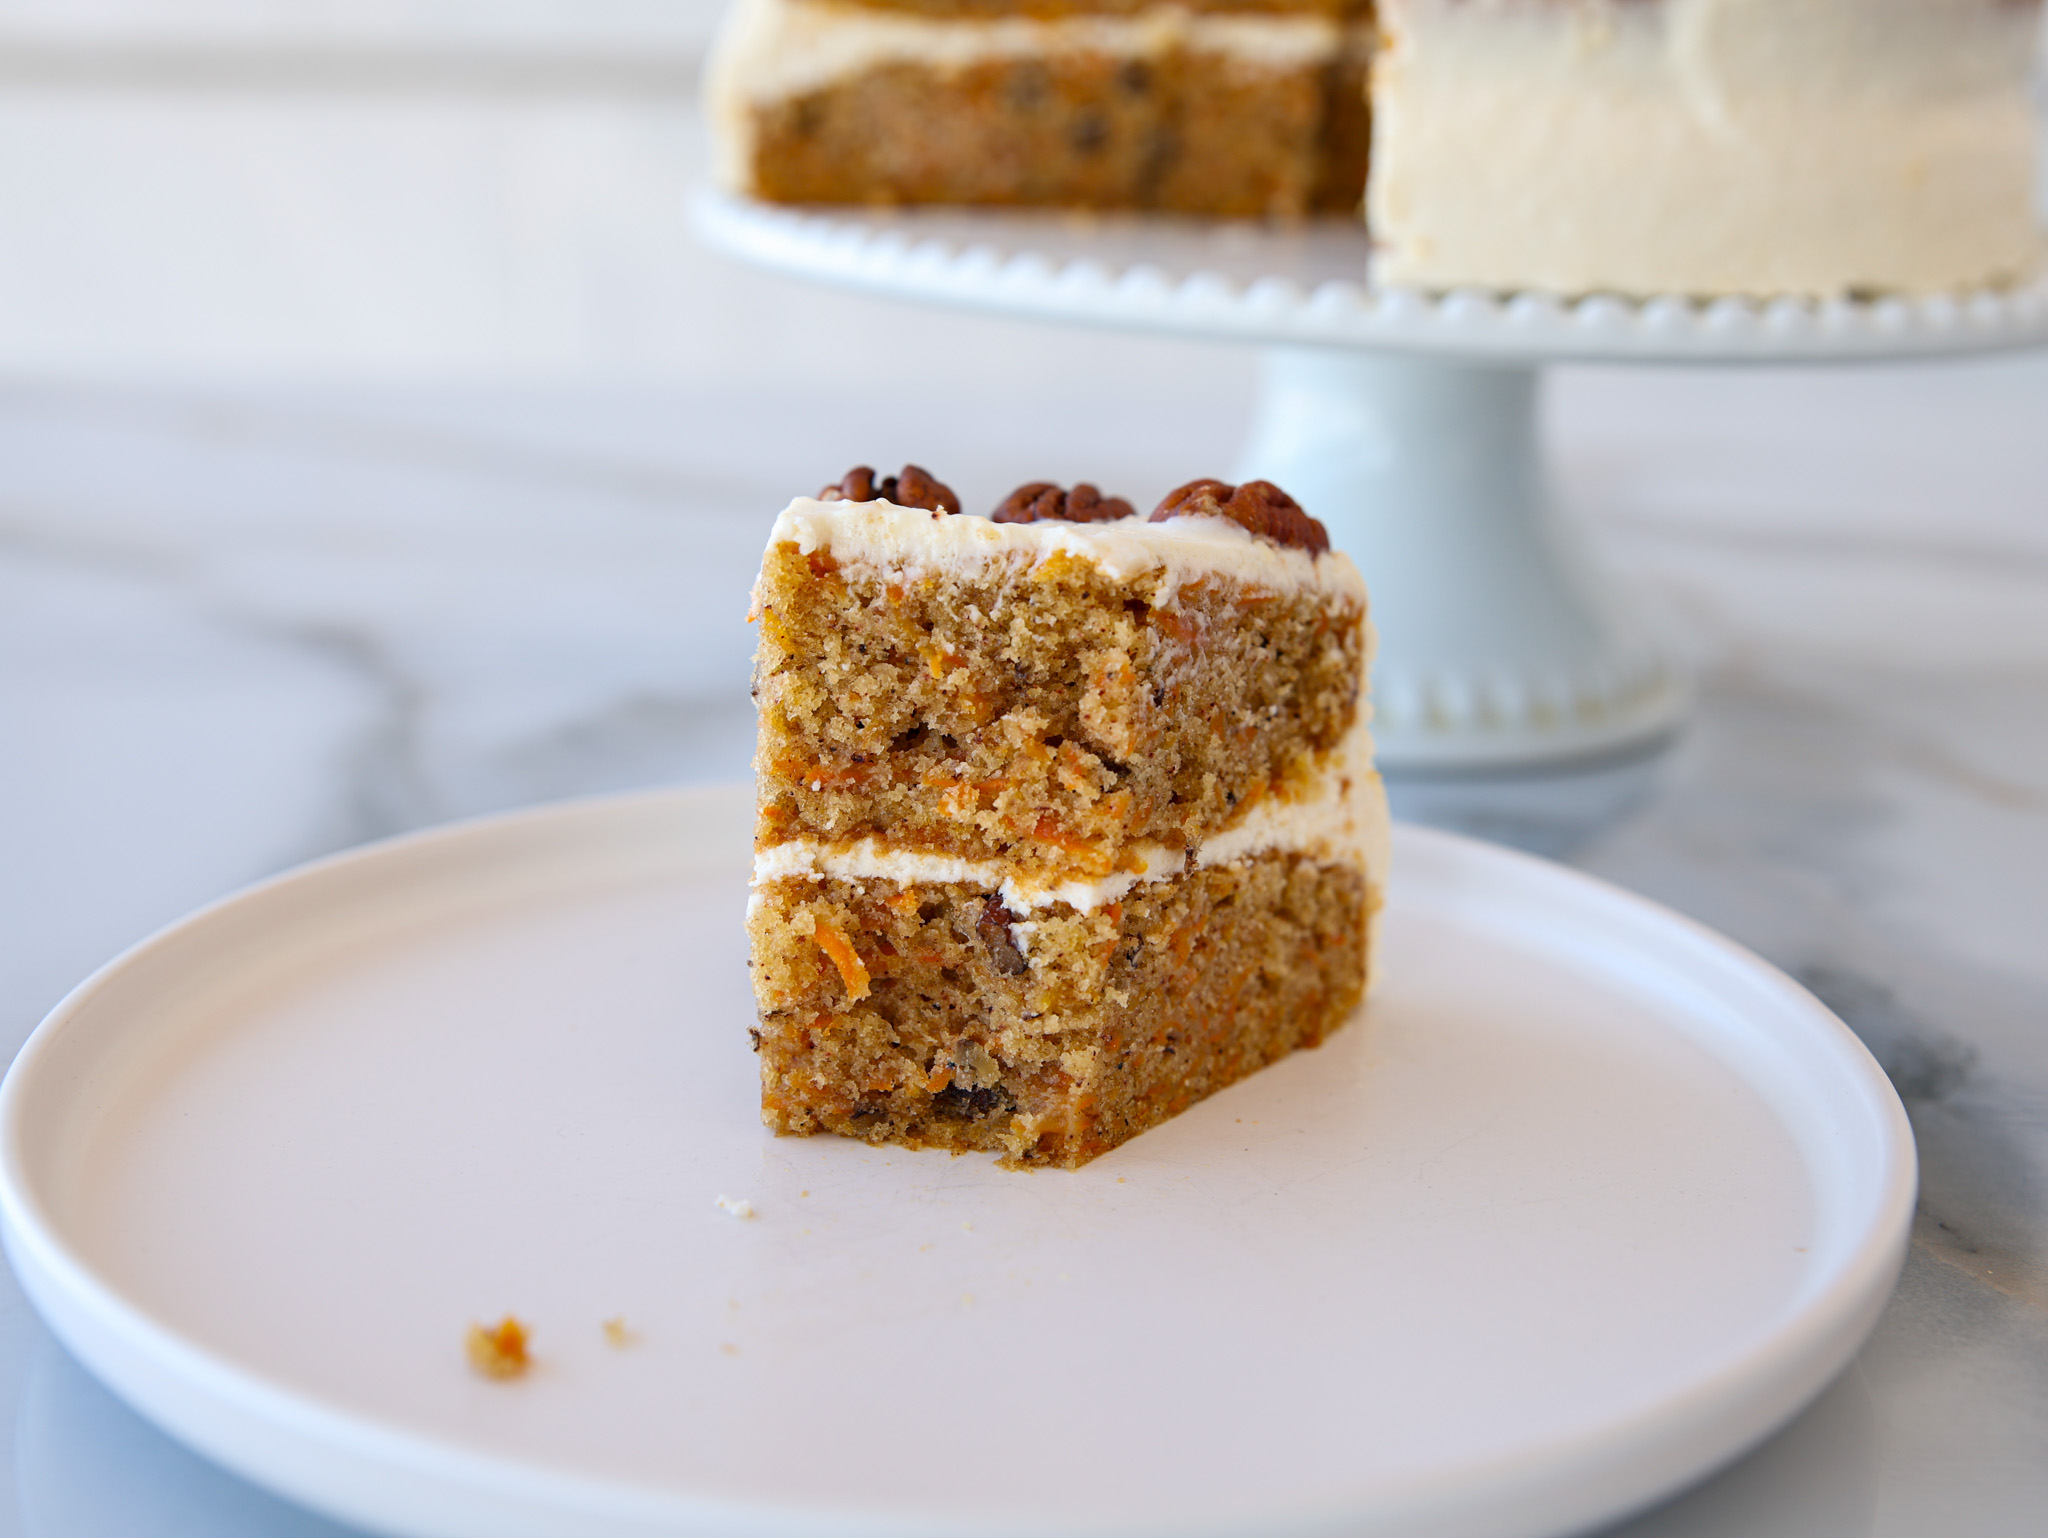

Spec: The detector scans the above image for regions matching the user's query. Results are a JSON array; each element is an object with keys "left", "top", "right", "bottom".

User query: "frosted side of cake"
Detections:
[{"left": 1370, "top": 0, "right": 2046, "bottom": 298}]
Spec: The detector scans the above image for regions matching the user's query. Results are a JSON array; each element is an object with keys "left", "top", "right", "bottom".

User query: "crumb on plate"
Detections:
[{"left": 466, "top": 1316, "right": 531, "bottom": 1379}]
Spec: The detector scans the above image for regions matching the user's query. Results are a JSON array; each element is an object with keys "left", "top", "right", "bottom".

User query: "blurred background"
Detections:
[{"left": 2, "top": 2, "right": 2046, "bottom": 1535}]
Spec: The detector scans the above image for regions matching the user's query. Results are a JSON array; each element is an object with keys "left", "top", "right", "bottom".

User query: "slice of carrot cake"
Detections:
[{"left": 745, "top": 464, "right": 1386, "bottom": 1168}]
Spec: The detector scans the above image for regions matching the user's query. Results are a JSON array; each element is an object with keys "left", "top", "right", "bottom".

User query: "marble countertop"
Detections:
[{"left": 3, "top": 12, "right": 2047, "bottom": 1536}]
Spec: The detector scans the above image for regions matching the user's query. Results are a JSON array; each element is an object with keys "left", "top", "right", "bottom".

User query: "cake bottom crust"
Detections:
[
  {"left": 749, "top": 850, "right": 1372, "bottom": 1168},
  {"left": 746, "top": 49, "right": 1366, "bottom": 218}
]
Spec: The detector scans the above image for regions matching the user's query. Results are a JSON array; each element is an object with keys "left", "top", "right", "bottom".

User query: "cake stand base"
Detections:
[{"left": 1236, "top": 348, "right": 1683, "bottom": 770}]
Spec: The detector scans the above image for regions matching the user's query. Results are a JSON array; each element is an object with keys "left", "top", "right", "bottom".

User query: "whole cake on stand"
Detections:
[{"left": 700, "top": 0, "right": 2048, "bottom": 768}]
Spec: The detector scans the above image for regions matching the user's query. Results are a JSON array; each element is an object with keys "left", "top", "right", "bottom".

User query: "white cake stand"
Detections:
[{"left": 693, "top": 191, "right": 2048, "bottom": 771}]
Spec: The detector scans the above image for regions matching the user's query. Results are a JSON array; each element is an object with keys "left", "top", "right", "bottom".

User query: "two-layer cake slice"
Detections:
[{"left": 745, "top": 467, "right": 1387, "bottom": 1168}]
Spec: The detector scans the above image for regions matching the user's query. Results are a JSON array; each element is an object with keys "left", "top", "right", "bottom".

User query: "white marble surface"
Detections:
[{"left": 2, "top": 9, "right": 2047, "bottom": 1536}]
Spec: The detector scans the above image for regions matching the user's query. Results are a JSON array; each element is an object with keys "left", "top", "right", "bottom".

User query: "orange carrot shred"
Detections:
[{"left": 812, "top": 922, "right": 871, "bottom": 1000}]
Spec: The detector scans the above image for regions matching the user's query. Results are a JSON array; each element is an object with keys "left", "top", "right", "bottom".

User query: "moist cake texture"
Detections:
[{"left": 746, "top": 467, "right": 1386, "bottom": 1168}]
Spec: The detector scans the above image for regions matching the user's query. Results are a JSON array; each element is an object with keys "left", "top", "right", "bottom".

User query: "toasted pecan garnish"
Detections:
[
  {"left": 991, "top": 481, "right": 1135, "bottom": 525},
  {"left": 818, "top": 464, "right": 960, "bottom": 515},
  {"left": 1149, "top": 477, "right": 1329, "bottom": 555}
]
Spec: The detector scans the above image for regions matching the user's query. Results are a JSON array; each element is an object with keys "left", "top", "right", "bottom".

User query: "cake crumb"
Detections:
[
  {"left": 466, "top": 1317, "right": 531, "bottom": 1379},
  {"left": 602, "top": 1317, "right": 637, "bottom": 1347},
  {"left": 720, "top": 1342, "right": 741, "bottom": 1356},
  {"left": 714, "top": 1194, "right": 755, "bottom": 1219}
]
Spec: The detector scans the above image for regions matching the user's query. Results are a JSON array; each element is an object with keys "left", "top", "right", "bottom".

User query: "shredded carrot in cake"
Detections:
[
  {"left": 1031, "top": 815, "right": 1114, "bottom": 873},
  {"left": 812, "top": 921, "right": 871, "bottom": 1000},
  {"left": 466, "top": 1316, "right": 531, "bottom": 1379}
]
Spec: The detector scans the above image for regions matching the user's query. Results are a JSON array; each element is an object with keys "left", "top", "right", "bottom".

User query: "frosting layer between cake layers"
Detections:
[
  {"left": 754, "top": 709, "right": 1385, "bottom": 917},
  {"left": 714, "top": 0, "right": 1347, "bottom": 107}
]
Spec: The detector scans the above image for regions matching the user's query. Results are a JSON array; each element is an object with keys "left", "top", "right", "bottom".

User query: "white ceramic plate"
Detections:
[{"left": 0, "top": 786, "right": 1914, "bottom": 1538}]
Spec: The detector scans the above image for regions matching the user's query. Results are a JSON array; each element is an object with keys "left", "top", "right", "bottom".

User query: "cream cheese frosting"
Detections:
[
  {"left": 1370, "top": 0, "right": 2045, "bottom": 297},
  {"left": 752, "top": 836, "right": 1188, "bottom": 915},
  {"left": 756, "top": 496, "right": 1371, "bottom": 611},
  {"left": 714, "top": 0, "right": 1345, "bottom": 104}
]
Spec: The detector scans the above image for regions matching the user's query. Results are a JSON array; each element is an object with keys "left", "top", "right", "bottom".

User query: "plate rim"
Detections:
[{"left": 0, "top": 785, "right": 1918, "bottom": 1538}]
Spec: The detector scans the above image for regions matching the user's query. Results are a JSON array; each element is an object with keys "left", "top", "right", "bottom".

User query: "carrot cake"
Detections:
[
  {"left": 707, "top": 0, "right": 2045, "bottom": 298},
  {"left": 745, "top": 466, "right": 1385, "bottom": 1168}
]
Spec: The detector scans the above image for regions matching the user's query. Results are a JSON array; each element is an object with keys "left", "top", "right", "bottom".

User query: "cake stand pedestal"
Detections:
[{"left": 693, "top": 193, "right": 2048, "bottom": 771}]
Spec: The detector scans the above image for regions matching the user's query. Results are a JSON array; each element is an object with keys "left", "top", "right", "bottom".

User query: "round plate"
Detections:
[
  {"left": 691, "top": 189, "right": 2048, "bottom": 364},
  {"left": 0, "top": 785, "right": 1914, "bottom": 1538}
]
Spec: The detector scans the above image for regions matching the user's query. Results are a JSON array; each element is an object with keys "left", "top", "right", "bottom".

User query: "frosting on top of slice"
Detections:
[{"left": 765, "top": 496, "right": 1369, "bottom": 607}]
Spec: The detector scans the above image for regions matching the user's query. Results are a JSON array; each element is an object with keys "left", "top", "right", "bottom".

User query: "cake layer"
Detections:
[
  {"left": 749, "top": 498, "right": 1373, "bottom": 884},
  {"left": 710, "top": 0, "right": 1372, "bottom": 215},
  {"left": 1370, "top": 0, "right": 2046, "bottom": 297},
  {"left": 749, "top": 849, "right": 1373, "bottom": 1167}
]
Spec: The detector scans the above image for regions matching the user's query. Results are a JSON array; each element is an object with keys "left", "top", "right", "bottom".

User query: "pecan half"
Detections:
[
  {"left": 978, "top": 895, "right": 1029, "bottom": 976},
  {"left": 1149, "top": 477, "right": 1329, "bottom": 555},
  {"left": 932, "top": 1081, "right": 1016, "bottom": 1121},
  {"left": 820, "top": 465, "right": 878, "bottom": 503},
  {"left": 892, "top": 464, "right": 961, "bottom": 514},
  {"left": 991, "top": 480, "right": 1135, "bottom": 525},
  {"left": 818, "top": 464, "right": 961, "bottom": 515}
]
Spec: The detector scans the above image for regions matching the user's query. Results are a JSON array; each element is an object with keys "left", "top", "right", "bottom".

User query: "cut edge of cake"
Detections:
[{"left": 1369, "top": 0, "right": 2046, "bottom": 299}]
